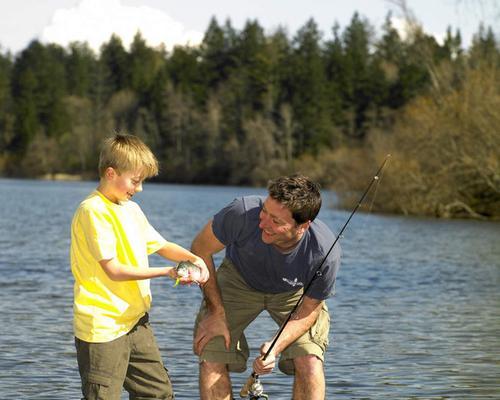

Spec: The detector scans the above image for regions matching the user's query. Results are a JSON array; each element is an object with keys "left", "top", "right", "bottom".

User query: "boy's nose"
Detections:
[{"left": 136, "top": 183, "right": 143, "bottom": 192}]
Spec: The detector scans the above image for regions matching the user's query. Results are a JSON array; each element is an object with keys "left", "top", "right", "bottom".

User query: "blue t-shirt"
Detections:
[{"left": 212, "top": 196, "right": 341, "bottom": 300}]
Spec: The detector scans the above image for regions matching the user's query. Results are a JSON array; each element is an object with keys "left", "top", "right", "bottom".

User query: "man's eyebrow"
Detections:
[{"left": 262, "top": 203, "right": 285, "bottom": 222}]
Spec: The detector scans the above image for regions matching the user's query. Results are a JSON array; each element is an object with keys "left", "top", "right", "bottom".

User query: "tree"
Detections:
[
  {"left": 199, "top": 17, "right": 238, "bottom": 90},
  {"left": 0, "top": 51, "right": 14, "bottom": 160},
  {"left": 99, "top": 35, "right": 129, "bottom": 100},
  {"left": 129, "top": 32, "right": 165, "bottom": 101},
  {"left": 167, "top": 45, "right": 205, "bottom": 104},
  {"left": 66, "top": 42, "right": 97, "bottom": 97},
  {"left": 11, "top": 41, "right": 69, "bottom": 155},
  {"left": 288, "top": 18, "right": 331, "bottom": 153}
]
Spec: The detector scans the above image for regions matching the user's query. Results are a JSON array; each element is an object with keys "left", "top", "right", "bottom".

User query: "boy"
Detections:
[{"left": 71, "top": 134, "right": 208, "bottom": 399}]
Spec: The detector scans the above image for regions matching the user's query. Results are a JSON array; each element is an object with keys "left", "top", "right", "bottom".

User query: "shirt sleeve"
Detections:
[
  {"left": 308, "top": 245, "right": 341, "bottom": 300},
  {"left": 212, "top": 198, "right": 248, "bottom": 245},
  {"left": 78, "top": 206, "right": 117, "bottom": 262},
  {"left": 131, "top": 203, "right": 167, "bottom": 255},
  {"left": 145, "top": 224, "right": 168, "bottom": 255}
]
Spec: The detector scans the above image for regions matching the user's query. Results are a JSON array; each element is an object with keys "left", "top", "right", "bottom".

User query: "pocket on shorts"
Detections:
[
  {"left": 309, "top": 304, "right": 330, "bottom": 350},
  {"left": 82, "top": 371, "right": 111, "bottom": 399}
]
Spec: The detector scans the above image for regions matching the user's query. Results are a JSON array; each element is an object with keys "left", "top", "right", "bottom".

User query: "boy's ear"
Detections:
[{"left": 104, "top": 167, "right": 117, "bottom": 180}]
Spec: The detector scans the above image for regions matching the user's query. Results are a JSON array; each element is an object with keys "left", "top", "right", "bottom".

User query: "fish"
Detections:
[{"left": 174, "top": 260, "right": 202, "bottom": 286}]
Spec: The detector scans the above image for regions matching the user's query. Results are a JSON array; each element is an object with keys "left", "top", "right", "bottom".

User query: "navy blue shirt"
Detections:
[{"left": 212, "top": 196, "right": 341, "bottom": 300}]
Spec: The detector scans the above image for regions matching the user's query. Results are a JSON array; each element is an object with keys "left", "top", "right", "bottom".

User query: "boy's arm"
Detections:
[
  {"left": 191, "top": 220, "right": 231, "bottom": 354},
  {"left": 155, "top": 241, "right": 209, "bottom": 284},
  {"left": 99, "top": 259, "right": 175, "bottom": 281}
]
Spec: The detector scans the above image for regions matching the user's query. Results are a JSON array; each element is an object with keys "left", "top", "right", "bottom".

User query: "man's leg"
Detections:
[
  {"left": 293, "top": 355, "right": 325, "bottom": 400},
  {"left": 199, "top": 360, "right": 233, "bottom": 400},
  {"left": 195, "top": 260, "right": 264, "bottom": 399}
]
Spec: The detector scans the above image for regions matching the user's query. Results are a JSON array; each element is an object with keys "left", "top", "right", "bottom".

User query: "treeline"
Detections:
[{"left": 0, "top": 14, "right": 499, "bottom": 218}]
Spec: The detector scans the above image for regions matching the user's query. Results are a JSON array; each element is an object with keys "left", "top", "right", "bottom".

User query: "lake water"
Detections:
[{"left": 0, "top": 178, "right": 499, "bottom": 399}]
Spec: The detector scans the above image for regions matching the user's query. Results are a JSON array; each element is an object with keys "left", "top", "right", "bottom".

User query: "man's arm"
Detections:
[
  {"left": 253, "top": 296, "right": 323, "bottom": 375},
  {"left": 191, "top": 220, "right": 231, "bottom": 354}
]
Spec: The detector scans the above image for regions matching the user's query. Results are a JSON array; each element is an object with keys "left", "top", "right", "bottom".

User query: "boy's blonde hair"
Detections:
[{"left": 98, "top": 134, "right": 159, "bottom": 178}]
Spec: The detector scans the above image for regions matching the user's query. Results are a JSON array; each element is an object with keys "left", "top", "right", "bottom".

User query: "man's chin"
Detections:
[{"left": 261, "top": 232, "right": 274, "bottom": 244}]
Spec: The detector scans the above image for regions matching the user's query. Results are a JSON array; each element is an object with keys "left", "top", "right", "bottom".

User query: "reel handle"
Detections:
[{"left": 239, "top": 373, "right": 257, "bottom": 398}]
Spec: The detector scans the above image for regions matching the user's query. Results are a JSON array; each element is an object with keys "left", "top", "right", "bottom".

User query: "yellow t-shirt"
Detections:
[{"left": 70, "top": 190, "right": 167, "bottom": 342}]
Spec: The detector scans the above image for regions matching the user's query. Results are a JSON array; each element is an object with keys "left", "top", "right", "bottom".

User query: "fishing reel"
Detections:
[
  {"left": 248, "top": 377, "right": 268, "bottom": 399},
  {"left": 240, "top": 374, "right": 269, "bottom": 399}
]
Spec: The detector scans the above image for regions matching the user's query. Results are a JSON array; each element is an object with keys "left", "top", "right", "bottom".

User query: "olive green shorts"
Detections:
[
  {"left": 75, "top": 313, "right": 174, "bottom": 400},
  {"left": 195, "top": 259, "right": 330, "bottom": 375}
]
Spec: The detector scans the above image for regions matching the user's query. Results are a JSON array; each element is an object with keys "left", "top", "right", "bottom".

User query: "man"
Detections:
[{"left": 192, "top": 175, "right": 341, "bottom": 400}]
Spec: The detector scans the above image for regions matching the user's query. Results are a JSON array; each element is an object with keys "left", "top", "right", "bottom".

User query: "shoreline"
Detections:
[{"left": 39, "top": 173, "right": 85, "bottom": 181}]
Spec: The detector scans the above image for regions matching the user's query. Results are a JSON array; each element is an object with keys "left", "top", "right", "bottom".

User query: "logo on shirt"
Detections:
[{"left": 282, "top": 277, "right": 304, "bottom": 287}]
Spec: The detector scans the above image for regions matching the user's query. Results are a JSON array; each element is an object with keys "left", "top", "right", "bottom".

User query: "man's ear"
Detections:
[{"left": 298, "top": 220, "right": 311, "bottom": 233}]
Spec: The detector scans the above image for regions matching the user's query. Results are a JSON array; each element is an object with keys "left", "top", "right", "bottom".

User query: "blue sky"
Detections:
[{"left": 0, "top": 0, "right": 496, "bottom": 54}]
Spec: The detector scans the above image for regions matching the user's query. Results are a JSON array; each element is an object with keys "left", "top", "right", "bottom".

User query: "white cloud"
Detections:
[
  {"left": 40, "top": 0, "right": 203, "bottom": 52},
  {"left": 390, "top": 15, "right": 445, "bottom": 45}
]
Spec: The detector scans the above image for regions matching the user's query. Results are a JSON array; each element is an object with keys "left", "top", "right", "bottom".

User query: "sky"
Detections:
[{"left": 0, "top": 0, "right": 497, "bottom": 55}]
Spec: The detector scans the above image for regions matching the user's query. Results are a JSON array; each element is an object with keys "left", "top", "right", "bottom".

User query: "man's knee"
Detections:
[
  {"left": 200, "top": 360, "right": 228, "bottom": 375},
  {"left": 293, "top": 355, "right": 323, "bottom": 375}
]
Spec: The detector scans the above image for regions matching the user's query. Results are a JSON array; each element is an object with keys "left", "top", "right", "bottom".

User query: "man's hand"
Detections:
[
  {"left": 191, "top": 257, "right": 209, "bottom": 285},
  {"left": 252, "top": 341, "right": 276, "bottom": 375},
  {"left": 193, "top": 311, "right": 231, "bottom": 355}
]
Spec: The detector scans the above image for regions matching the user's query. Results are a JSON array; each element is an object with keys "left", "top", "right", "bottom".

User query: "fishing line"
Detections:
[
  {"left": 367, "top": 157, "right": 387, "bottom": 212},
  {"left": 240, "top": 154, "right": 391, "bottom": 399}
]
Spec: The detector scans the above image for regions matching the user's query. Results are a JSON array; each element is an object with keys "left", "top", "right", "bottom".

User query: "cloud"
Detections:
[
  {"left": 390, "top": 15, "right": 445, "bottom": 45},
  {"left": 41, "top": 0, "right": 203, "bottom": 52}
]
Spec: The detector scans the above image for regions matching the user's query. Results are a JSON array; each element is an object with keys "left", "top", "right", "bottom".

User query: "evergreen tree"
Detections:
[
  {"left": 167, "top": 45, "right": 205, "bottom": 104},
  {"left": 469, "top": 24, "right": 498, "bottom": 66},
  {"left": 341, "top": 12, "right": 377, "bottom": 138},
  {"left": 234, "top": 20, "right": 272, "bottom": 114},
  {"left": 199, "top": 17, "right": 238, "bottom": 90},
  {"left": 288, "top": 18, "right": 331, "bottom": 153},
  {"left": 66, "top": 42, "right": 97, "bottom": 97},
  {"left": 129, "top": 32, "right": 164, "bottom": 101},
  {"left": 100, "top": 35, "right": 129, "bottom": 100},
  {"left": 0, "top": 51, "right": 14, "bottom": 158},
  {"left": 324, "top": 23, "right": 347, "bottom": 127},
  {"left": 11, "top": 41, "right": 68, "bottom": 153}
]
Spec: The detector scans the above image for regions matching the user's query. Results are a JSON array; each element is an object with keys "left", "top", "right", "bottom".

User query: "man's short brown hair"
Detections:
[
  {"left": 267, "top": 175, "right": 322, "bottom": 224},
  {"left": 98, "top": 134, "right": 159, "bottom": 178}
]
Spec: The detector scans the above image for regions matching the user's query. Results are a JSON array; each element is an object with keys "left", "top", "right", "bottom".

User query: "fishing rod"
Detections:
[{"left": 240, "top": 154, "right": 391, "bottom": 399}]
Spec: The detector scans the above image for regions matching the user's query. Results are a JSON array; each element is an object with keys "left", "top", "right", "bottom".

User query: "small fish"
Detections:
[{"left": 174, "top": 260, "right": 202, "bottom": 286}]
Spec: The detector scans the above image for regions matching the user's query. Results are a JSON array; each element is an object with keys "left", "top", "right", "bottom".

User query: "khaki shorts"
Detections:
[
  {"left": 75, "top": 313, "right": 174, "bottom": 400},
  {"left": 195, "top": 259, "right": 330, "bottom": 375}
]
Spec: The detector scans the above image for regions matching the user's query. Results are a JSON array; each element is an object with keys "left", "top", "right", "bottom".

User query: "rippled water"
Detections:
[{"left": 1, "top": 178, "right": 499, "bottom": 399}]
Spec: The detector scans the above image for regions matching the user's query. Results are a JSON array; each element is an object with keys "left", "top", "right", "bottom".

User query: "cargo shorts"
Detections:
[
  {"left": 75, "top": 313, "right": 174, "bottom": 400},
  {"left": 195, "top": 259, "right": 330, "bottom": 375}
]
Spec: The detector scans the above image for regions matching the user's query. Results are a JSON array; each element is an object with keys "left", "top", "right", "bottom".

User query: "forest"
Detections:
[{"left": 0, "top": 12, "right": 499, "bottom": 219}]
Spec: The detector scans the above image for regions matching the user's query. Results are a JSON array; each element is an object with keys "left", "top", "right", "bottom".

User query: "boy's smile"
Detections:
[{"left": 98, "top": 168, "right": 144, "bottom": 204}]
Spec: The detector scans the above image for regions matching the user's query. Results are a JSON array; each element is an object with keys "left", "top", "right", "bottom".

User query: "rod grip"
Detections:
[{"left": 239, "top": 373, "right": 256, "bottom": 398}]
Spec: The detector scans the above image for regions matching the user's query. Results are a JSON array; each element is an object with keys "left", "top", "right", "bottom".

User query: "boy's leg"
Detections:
[
  {"left": 75, "top": 335, "right": 131, "bottom": 400},
  {"left": 124, "top": 318, "right": 174, "bottom": 400}
]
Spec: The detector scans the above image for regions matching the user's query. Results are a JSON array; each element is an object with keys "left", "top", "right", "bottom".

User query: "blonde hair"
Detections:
[{"left": 98, "top": 134, "right": 159, "bottom": 178}]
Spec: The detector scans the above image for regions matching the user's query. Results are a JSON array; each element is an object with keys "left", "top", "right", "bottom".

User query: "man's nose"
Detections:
[{"left": 259, "top": 212, "right": 268, "bottom": 227}]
